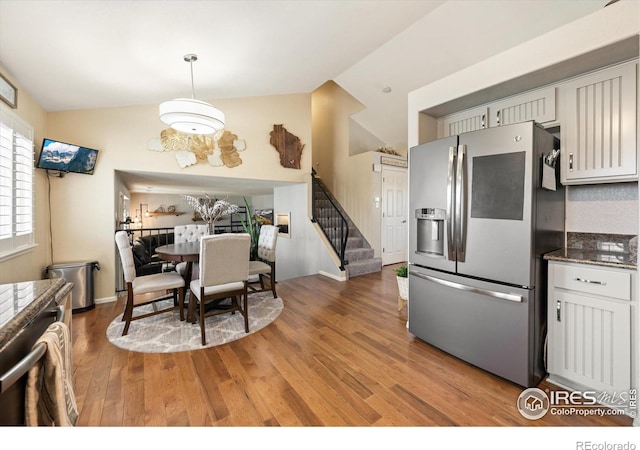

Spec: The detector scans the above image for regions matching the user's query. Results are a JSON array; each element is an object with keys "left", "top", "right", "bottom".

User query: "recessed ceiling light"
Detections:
[{"left": 382, "top": 86, "right": 392, "bottom": 93}]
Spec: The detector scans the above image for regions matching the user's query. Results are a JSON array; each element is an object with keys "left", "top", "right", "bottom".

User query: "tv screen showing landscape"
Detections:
[{"left": 37, "top": 139, "right": 99, "bottom": 175}]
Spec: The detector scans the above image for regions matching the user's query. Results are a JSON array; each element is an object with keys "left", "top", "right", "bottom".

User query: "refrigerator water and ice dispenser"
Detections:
[{"left": 415, "top": 208, "right": 446, "bottom": 257}]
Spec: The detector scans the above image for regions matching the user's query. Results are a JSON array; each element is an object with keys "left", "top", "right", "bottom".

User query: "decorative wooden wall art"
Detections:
[{"left": 269, "top": 124, "right": 304, "bottom": 169}]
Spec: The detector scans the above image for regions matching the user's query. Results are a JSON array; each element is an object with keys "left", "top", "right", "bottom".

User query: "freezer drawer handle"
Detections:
[
  {"left": 410, "top": 271, "right": 523, "bottom": 303},
  {"left": 573, "top": 277, "right": 606, "bottom": 286}
]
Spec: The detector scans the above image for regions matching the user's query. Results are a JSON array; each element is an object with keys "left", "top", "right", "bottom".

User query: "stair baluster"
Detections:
[{"left": 311, "top": 170, "right": 349, "bottom": 270}]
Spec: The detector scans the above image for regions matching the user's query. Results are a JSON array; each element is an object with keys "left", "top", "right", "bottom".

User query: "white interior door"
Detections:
[{"left": 382, "top": 166, "right": 408, "bottom": 265}]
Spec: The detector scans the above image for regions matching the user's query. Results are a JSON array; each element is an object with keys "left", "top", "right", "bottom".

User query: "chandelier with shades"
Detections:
[{"left": 159, "top": 54, "right": 225, "bottom": 135}]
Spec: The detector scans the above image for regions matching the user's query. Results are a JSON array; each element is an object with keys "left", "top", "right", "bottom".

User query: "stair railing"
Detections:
[{"left": 311, "top": 170, "right": 349, "bottom": 270}]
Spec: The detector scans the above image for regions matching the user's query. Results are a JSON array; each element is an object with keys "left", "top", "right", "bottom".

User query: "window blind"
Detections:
[{"left": 0, "top": 104, "right": 34, "bottom": 257}]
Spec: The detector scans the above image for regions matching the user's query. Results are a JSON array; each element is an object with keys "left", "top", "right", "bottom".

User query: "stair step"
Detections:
[
  {"left": 344, "top": 247, "right": 374, "bottom": 262},
  {"left": 312, "top": 177, "right": 381, "bottom": 277},
  {"left": 346, "top": 258, "right": 382, "bottom": 278},
  {"left": 345, "top": 236, "right": 363, "bottom": 249}
]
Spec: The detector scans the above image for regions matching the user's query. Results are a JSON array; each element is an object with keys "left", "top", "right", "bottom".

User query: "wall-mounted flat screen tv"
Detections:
[{"left": 36, "top": 138, "right": 99, "bottom": 175}]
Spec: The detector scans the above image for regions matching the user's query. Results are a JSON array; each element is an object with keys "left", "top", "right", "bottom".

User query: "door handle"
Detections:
[
  {"left": 455, "top": 145, "right": 466, "bottom": 263},
  {"left": 569, "top": 153, "right": 574, "bottom": 171},
  {"left": 446, "top": 146, "right": 456, "bottom": 261},
  {"left": 556, "top": 300, "right": 561, "bottom": 322}
]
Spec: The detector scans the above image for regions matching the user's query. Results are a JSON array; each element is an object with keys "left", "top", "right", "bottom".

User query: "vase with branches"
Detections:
[{"left": 183, "top": 193, "right": 239, "bottom": 235}]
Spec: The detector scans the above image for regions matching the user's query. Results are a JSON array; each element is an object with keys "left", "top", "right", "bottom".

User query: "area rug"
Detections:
[{"left": 106, "top": 291, "right": 283, "bottom": 353}]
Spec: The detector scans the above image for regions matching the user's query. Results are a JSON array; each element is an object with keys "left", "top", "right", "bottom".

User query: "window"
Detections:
[{"left": 0, "top": 104, "right": 34, "bottom": 258}]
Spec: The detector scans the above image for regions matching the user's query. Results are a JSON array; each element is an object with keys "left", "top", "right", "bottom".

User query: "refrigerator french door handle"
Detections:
[
  {"left": 446, "top": 146, "right": 456, "bottom": 261},
  {"left": 409, "top": 270, "right": 524, "bottom": 303},
  {"left": 456, "top": 145, "right": 466, "bottom": 262}
]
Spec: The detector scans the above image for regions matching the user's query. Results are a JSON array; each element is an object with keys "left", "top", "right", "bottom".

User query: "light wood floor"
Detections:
[{"left": 70, "top": 264, "right": 632, "bottom": 428}]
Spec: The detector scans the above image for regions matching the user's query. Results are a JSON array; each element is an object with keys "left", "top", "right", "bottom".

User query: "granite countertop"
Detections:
[
  {"left": 545, "top": 247, "right": 636, "bottom": 270},
  {"left": 544, "top": 232, "right": 637, "bottom": 270},
  {"left": 0, "top": 278, "right": 73, "bottom": 351}
]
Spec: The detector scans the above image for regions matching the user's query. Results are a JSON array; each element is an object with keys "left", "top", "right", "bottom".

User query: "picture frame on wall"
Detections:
[{"left": 0, "top": 72, "right": 17, "bottom": 109}]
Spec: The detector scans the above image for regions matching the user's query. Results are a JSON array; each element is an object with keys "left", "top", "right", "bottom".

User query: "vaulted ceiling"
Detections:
[{"left": 0, "top": 0, "right": 609, "bottom": 194}]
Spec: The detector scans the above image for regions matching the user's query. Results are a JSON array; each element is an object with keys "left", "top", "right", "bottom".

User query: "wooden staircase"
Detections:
[{"left": 312, "top": 175, "right": 382, "bottom": 279}]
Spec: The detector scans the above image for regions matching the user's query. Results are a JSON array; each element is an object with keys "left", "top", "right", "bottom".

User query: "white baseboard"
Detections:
[
  {"left": 319, "top": 270, "right": 346, "bottom": 282},
  {"left": 95, "top": 296, "right": 117, "bottom": 305}
]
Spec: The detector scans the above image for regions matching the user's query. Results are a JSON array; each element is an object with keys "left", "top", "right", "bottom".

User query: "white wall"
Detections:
[{"left": 273, "top": 183, "right": 342, "bottom": 281}]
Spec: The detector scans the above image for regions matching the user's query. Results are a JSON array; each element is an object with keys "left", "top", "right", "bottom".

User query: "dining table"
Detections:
[{"left": 155, "top": 242, "right": 200, "bottom": 323}]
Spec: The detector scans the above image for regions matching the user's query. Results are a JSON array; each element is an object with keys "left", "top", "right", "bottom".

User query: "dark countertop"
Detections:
[
  {"left": 0, "top": 278, "right": 73, "bottom": 351},
  {"left": 544, "top": 247, "right": 636, "bottom": 270}
]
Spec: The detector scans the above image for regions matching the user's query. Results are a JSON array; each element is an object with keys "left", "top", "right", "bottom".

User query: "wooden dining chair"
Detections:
[
  {"left": 248, "top": 225, "right": 279, "bottom": 298},
  {"left": 173, "top": 224, "right": 209, "bottom": 281},
  {"left": 115, "top": 231, "right": 186, "bottom": 335},
  {"left": 189, "top": 233, "right": 251, "bottom": 345}
]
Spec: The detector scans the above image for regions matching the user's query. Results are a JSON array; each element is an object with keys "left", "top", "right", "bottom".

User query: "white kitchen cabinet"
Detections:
[
  {"left": 558, "top": 61, "right": 637, "bottom": 184},
  {"left": 437, "top": 105, "right": 488, "bottom": 138},
  {"left": 547, "top": 261, "right": 633, "bottom": 397},
  {"left": 437, "top": 86, "right": 556, "bottom": 139},
  {"left": 487, "top": 86, "right": 556, "bottom": 128}
]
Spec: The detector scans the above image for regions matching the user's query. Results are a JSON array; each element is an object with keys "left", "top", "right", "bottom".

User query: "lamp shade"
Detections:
[{"left": 159, "top": 98, "right": 225, "bottom": 135}]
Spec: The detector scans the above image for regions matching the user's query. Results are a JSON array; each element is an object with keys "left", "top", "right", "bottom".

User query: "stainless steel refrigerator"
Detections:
[{"left": 408, "top": 121, "right": 564, "bottom": 388}]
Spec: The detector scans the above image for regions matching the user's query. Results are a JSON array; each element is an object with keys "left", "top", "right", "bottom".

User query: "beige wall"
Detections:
[
  {"left": 311, "top": 81, "right": 378, "bottom": 248},
  {"left": 311, "top": 81, "right": 410, "bottom": 259},
  {"left": 0, "top": 67, "right": 50, "bottom": 284},
  {"left": 16, "top": 93, "right": 311, "bottom": 301},
  {"left": 312, "top": 81, "right": 364, "bottom": 190}
]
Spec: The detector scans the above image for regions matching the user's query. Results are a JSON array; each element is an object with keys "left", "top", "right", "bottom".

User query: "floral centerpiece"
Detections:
[{"left": 183, "top": 193, "right": 238, "bottom": 235}]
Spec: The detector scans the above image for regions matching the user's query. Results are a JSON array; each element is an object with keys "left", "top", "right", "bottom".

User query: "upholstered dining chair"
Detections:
[
  {"left": 189, "top": 233, "right": 251, "bottom": 345},
  {"left": 248, "top": 224, "right": 279, "bottom": 298},
  {"left": 115, "top": 231, "right": 185, "bottom": 336},
  {"left": 174, "top": 224, "right": 208, "bottom": 280}
]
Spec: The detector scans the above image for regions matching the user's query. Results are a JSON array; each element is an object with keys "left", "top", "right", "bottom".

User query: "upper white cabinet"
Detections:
[
  {"left": 438, "top": 105, "right": 488, "bottom": 138},
  {"left": 434, "top": 60, "right": 638, "bottom": 186},
  {"left": 558, "top": 61, "right": 637, "bottom": 184},
  {"left": 437, "top": 86, "right": 556, "bottom": 138},
  {"left": 487, "top": 86, "right": 556, "bottom": 128}
]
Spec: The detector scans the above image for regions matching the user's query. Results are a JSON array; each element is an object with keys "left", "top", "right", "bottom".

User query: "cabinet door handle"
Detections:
[
  {"left": 556, "top": 300, "right": 561, "bottom": 322},
  {"left": 496, "top": 110, "right": 500, "bottom": 126},
  {"left": 574, "top": 277, "right": 606, "bottom": 286},
  {"left": 569, "top": 153, "right": 573, "bottom": 171},
  {"left": 481, "top": 114, "right": 485, "bottom": 129}
]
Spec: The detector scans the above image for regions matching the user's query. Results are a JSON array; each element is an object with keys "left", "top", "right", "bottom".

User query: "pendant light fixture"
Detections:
[{"left": 159, "top": 54, "right": 225, "bottom": 135}]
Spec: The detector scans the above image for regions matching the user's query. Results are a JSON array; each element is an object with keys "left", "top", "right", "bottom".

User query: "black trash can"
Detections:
[{"left": 45, "top": 261, "right": 100, "bottom": 313}]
